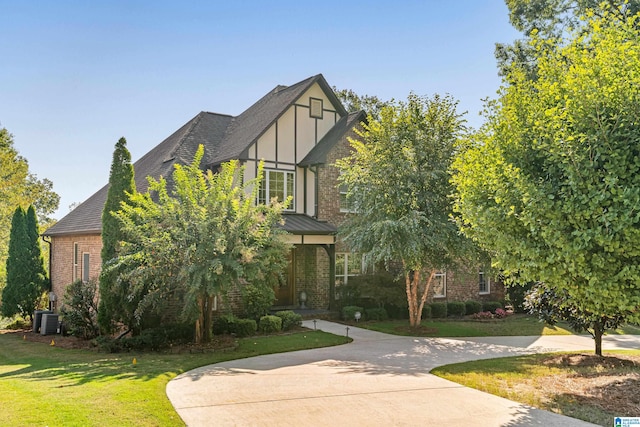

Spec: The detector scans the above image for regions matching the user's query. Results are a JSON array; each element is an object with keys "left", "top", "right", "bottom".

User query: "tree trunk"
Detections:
[
  {"left": 415, "top": 269, "right": 436, "bottom": 327},
  {"left": 195, "top": 296, "right": 205, "bottom": 344},
  {"left": 202, "top": 295, "right": 214, "bottom": 344},
  {"left": 405, "top": 265, "right": 436, "bottom": 327},
  {"left": 594, "top": 321, "right": 604, "bottom": 357}
]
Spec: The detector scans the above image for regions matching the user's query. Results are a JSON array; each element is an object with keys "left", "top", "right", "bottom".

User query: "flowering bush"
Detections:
[
  {"left": 494, "top": 308, "right": 509, "bottom": 319},
  {"left": 472, "top": 311, "right": 493, "bottom": 320}
]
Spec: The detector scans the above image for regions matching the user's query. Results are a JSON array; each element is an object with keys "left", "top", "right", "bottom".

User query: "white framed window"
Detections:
[
  {"left": 258, "top": 169, "right": 295, "bottom": 211},
  {"left": 479, "top": 270, "right": 490, "bottom": 295},
  {"left": 73, "top": 242, "right": 79, "bottom": 281},
  {"left": 339, "top": 182, "right": 355, "bottom": 213},
  {"left": 335, "top": 252, "right": 363, "bottom": 285},
  {"left": 433, "top": 271, "right": 446, "bottom": 298},
  {"left": 82, "top": 253, "right": 90, "bottom": 283},
  {"left": 310, "top": 97, "right": 323, "bottom": 119}
]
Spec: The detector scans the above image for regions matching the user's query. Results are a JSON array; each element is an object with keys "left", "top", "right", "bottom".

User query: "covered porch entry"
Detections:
[{"left": 274, "top": 214, "right": 337, "bottom": 310}]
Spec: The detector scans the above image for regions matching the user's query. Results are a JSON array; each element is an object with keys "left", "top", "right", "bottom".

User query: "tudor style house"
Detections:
[{"left": 44, "top": 74, "right": 504, "bottom": 314}]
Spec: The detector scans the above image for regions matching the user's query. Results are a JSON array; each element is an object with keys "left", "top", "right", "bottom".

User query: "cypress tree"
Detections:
[
  {"left": 25, "top": 205, "right": 47, "bottom": 290},
  {"left": 98, "top": 137, "right": 135, "bottom": 333},
  {"left": 1, "top": 206, "right": 41, "bottom": 320}
]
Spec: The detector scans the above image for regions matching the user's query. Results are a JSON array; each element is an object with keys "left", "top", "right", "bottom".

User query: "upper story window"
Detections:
[
  {"left": 339, "top": 182, "right": 356, "bottom": 213},
  {"left": 479, "top": 270, "right": 490, "bottom": 294},
  {"left": 433, "top": 271, "right": 447, "bottom": 298},
  {"left": 258, "top": 169, "right": 295, "bottom": 211},
  {"left": 310, "top": 97, "right": 323, "bottom": 119}
]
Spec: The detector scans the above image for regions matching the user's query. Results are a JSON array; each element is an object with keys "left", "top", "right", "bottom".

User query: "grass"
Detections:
[
  {"left": 352, "top": 314, "right": 640, "bottom": 337},
  {"left": 432, "top": 350, "right": 640, "bottom": 426},
  {"left": 0, "top": 330, "right": 348, "bottom": 426}
]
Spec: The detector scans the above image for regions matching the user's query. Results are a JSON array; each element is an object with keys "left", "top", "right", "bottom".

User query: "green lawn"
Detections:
[
  {"left": 0, "top": 330, "right": 348, "bottom": 426},
  {"left": 351, "top": 314, "right": 640, "bottom": 337},
  {"left": 432, "top": 350, "right": 640, "bottom": 426}
]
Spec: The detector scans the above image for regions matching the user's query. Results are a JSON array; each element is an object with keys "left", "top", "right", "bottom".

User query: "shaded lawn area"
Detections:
[
  {"left": 351, "top": 314, "right": 640, "bottom": 337},
  {"left": 0, "top": 330, "right": 348, "bottom": 426},
  {"left": 432, "top": 350, "right": 640, "bottom": 427}
]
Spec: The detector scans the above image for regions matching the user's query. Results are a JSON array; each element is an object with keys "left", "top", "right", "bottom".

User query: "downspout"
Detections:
[
  {"left": 41, "top": 235, "right": 52, "bottom": 292},
  {"left": 311, "top": 165, "right": 319, "bottom": 218},
  {"left": 41, "top": 235, "right": 53, "bottom": 311}
]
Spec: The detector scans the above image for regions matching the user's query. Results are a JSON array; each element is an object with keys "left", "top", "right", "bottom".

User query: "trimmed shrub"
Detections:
[
  {"left": 483, "top": 301, "right": 503, "bottom": 313},
  {"left": 430, "top": 302, "right": 447, "bottom": 319},
  {"left": 212, "top": 314, "right": 236, "bottom": 335},
  {"left": 447, "top": 302, "right": 466, "bottom": 317},
  {"left": 242, "top": 284, "right": 275, "bottom": 320},
  {"left": 235, "top": 318, "right": 257, "bottom": 337},
  {"left": 342, "top": 305, "right": 365, "bottom": 321},
  {"left": 365, "top": 307, "right": 388, "bottom": 321},
  {"left": 275, "top": 310, "right": 302, "bottom": 331},
  {"left": 421, "top": 304, "right": 432, "bottom": 319},
  {"left": 465, "top": 300, "right": 482, "bottom": 316},
  {"left": 259, "top": 315, "right": 282, "bottom": 334}
]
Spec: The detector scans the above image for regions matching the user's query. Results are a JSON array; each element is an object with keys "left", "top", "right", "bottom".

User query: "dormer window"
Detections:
[
  {"left": 258, "top": 169, "right": 295, "bottom": 211},
  {"left": 310, "top": 97, "right": 323, "bottom": 119}
]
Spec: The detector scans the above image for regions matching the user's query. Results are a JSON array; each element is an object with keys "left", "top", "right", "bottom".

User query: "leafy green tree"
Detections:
[
  {"left": 452, "top": 12, "right": 640, "bottom": 353},
  {"left": 333, "top": 87, "right": 390, "bottom": 120},
  {"left": 1, "top": 206, "right": 45, "bottom": 320},
  {"left": 109, "top": 145, "right": 290, "bottom": 343},
  {"left": 0, "top": 128, "right": 59, "bottom": 294},
  {"left": 336, "top": 94, "right": 474, "bottom": 327},
  {"left": 98, "top": 137, "right": 136, "bottom": 334},
  {"left": 61, "top": 279, "right": 100, "bottom": 339},
  {"left": 496, "top": 0, "right": 640, "bottom": 79},
  {"left": 525, "top": 283, "right": 625, "bottom": 355}
]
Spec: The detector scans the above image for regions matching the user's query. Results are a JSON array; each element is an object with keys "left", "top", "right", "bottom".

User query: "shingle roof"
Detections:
[
  {"left": 281, "top": 214, "right": 337, "bottom": 235},
  {"left": 299, "top": 110, "right": 366, "bottom": 167},
  {"left": 44, "top": 112, "right": 233, "bottom": 236},
  {"left": 44, "top": 74, "right": 347, "bottom": 237}
]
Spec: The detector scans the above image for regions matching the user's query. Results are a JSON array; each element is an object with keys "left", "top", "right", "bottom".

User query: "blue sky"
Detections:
[{"left": 0, "top": 1, "right": 520, "bottom": 220}]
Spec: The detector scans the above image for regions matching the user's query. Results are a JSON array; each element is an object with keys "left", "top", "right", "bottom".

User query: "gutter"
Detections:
[{"left": 41, "top": 235, "right": 52, "bottom": 292}]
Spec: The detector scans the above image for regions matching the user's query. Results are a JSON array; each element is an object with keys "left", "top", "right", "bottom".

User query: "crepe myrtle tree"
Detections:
[
  {"left": 108, "top": 145, "right": 291, "bottom": 344},
  {"left": 336, "top": 93, "right": 476, "bottom": 327},
  {"left": 452, "top": 12, "right": 640, "bottom": 341}
]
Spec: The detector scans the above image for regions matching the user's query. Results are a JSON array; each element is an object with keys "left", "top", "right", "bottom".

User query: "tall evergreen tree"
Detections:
[
  {"left": 97, "top": 137, "right": 135, "bottom": 333},
  {"left": 1, "top": 206, "right": 44, "bottom": 320},
  {"left": 25, "top": 205, "right": 47, "bottom": 293}
]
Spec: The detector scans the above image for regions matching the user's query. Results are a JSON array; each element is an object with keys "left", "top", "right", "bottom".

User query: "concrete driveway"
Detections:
[{"left": 167, "top": 320, "right": 640, "bottom": 426}]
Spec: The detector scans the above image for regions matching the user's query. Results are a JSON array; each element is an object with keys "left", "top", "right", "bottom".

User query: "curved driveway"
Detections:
[{"left": 167, "top": 320, "right": 640, "bottom": 426}]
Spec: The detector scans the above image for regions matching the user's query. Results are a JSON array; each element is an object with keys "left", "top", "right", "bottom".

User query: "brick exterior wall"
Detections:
[
  {"left": 49, "top": 234, "right": 102, "bottom": 312},
  {"left": 427, "top": 268, "right": 505, "bottom": 304}
]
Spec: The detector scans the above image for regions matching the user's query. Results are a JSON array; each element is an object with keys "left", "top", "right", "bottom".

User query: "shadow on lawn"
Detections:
[{"left": 0, "top": 332, "right": 185, "bottom": 386}]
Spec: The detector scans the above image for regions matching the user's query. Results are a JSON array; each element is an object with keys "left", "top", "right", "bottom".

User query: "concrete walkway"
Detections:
[{"left": 167, "top": 320, "right": 640, "bottom": 426}]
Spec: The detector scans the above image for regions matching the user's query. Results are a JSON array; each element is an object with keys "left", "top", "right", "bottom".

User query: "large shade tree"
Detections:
[
  {"left": 97, "top": 137, "right": 136, "bottom": 334},
  {"left": 336, "top": 94, "right": 474, "bottom": 327},
  {"left": 108, "top": 145, "right": 290, "bottom": 343},
  {"left": 452, "top": 12, "right": 640, "bottom": 354},
  {"left": 496, "top": 0, "right": 640, "bottom": 79}
]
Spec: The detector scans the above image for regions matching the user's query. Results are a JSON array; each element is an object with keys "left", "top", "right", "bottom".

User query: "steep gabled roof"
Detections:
[
  {"left": 299, "top": 110, "right": 366, "bottom": 167},
  {"left": 208, "top": 74, "right": 348, "bottom": 166},
  {"left": 44, "top": 74, "right": 348, "bottom": 237},
  {"left": 44, "top": 112, "right": 233, "bottom": 236}
]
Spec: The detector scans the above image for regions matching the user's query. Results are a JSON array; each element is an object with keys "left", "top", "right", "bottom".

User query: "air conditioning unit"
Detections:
[
  {"left": 40, "top": 313, "right": 59, "bottom": 336},
  {"left": 33, "top": 310, "right": 53, "bottom": 333}
]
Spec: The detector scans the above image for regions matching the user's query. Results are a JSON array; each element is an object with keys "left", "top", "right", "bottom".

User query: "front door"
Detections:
[{"left": 274, "top": 249, "right": 295, "bottom": 306}]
